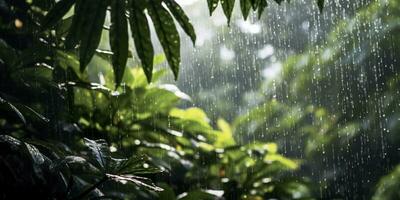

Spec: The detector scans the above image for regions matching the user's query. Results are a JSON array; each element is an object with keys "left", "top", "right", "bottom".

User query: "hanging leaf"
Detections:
[
  {"left": 41, "top": 0, "right": 76, "bottom": 29},
  {"left": 147, "top": 0, "right": 181, "bottom": 80},
  {"left": 317, "top": 0, "right": 325, "bottom": 13},
  {"left": 165, "top": 0, "right": 196, "bottom": 45},
  {"left": 78, "top": 0, "right": 108, "bottom": 72},
  {"left": 110, "top": 0, "right": 129, "bottom": 87},
  {"left": 250, "top": 0, "right": 258, "bottom": 10},
  {"left": 257, "top": 0, "right": 267, "bottom": 19},
  {"left": 64, "top": 0, "right": 89, "bottom": 49},
  {"left": 129, "top": 1, "right": 154, "bottom": 82},
  {"left": 207, "top": 0, "right": 219, "bottom": 16},
  {"left": 221, "top": 0, "right": 235, "bottom": 24},
  {"left": 240, "top": 0, "right": 252, "bottom": 20}
]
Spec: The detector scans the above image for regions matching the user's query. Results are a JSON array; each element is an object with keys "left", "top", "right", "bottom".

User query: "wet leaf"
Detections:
[
  {"left": 78, "top": 0, "right": 108, "bottom": 72},
  {"left": 41, "top": 0, "right": 76, "bottom": 29},
  {"left": 65, "top": 0, "right": 89, "bottom": 49},
  {"left": 147, "top": 0, "right": 181, "bottom": 80},
  {"left": 165, "top": 0, "right": 196, "bottom": 45},
  {"left": 317, "top": 0, "right": 324, "bottom": 12},
  {"left": 129, "top": 1, "right": 154, "bottom": 82},
  {"left": 0, "top": 97, "right": 26, "bottom": 124},
  {"left": 240, "top": 0, "right": 252, "bottom": 20},
  {"left": 221, "top": 0, "right": 235, "bottom": 24},
  {"left": 207, "top": 0, "right": 219, "bottom": 15},
  {"left": 110, "top": 0, "right": 129, "bottom": 87},
  {"left": 257, "top": 0, "right": 267, "bottom": 19},
  {"left": 84, "top": 138, "right": 110, "bottom": 170}
]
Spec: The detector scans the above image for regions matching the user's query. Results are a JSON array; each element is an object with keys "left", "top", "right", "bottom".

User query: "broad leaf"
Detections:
[
  {"left": 317, "top": 0, "right": 325, "bottom": 12},
  {"left": 78, "top": 0, "right": 108, "bottom": 72},
  {"left": 0, "top": 97, "right": 26, "bottom": 124},
  {"left": 117, "top": 155, "right": 162, "bottom": 175},
  {"left": 147, "top": 0, "right": 181, "bottom": 80},
  {"left": 207, "top": 0, "right": 219, "bottom": 15},
  {"left": 83, "top": 138, "right": 110, "bottom": 170},
  {"left": 65, "top": 0, "right": 89, "bottom": 49},
  {"left": 240, "top": 0, "right": 252, "bottom": 20},
  {"left": 257, "top": 0, "right": 267, "bottom": 19},
  {"left": 165, "top": 0, "right": 196, "bottom": 45},
  {"left": 110, "top": 0, "right": 129, "bottom": 87},
  {"left": 129, "top": 1, "right": 154, "bottom": 82},
  {"left": 41, "top": 0, "right": 76, "bottom": 29},
  {"left": 221, "top": 0, "right": 235, "bottom": 24}
]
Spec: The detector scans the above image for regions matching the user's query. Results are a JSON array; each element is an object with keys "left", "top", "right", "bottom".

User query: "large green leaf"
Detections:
[
  {"left": 64, "top": 0, "right": 89, "bottom": 49},
  {"left": 147, "top": 0, "right": 181, "bottom": 80},
  {"left": 110, "top": 0, "right": 129, "bottom": 87},
  {"left": 0, "top": 98, "right": 24, "bottom": 124},
  {"left": 221, "top": 0, "right": 235, "bottom": 24},
  {"left": 129, "top": 1, "right": 154, "bottom": 82},
  {"left": 207, "top": 0, "right": 219, "bottom": 15},
  {"left": 165, "top": 0, "right": 196, "bottom": 45},
  {"left": 257, "top": 0, "right": 267, "bottom": 19},
  {"left": 84, "top": 138, "right": 110, "bottom": 170},
  {"left": 41, "top": 0, "right": 76, "bottom": 29},
  {"left": 240, "top": 0, "right": 252, "bottom": 20},
  {"left": 317, "top": 0, "right": 325, "bottom": 12},
  {"left": 77, "top": 0, "right": 108, "bottom": 72},
  {"left": 0, "top": 39, "right": 17, "bottom": 66}
]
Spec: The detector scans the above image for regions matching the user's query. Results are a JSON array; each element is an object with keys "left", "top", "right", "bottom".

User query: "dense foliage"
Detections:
[
  {"left": 0, "top": 0, "right": 323, "bottom": 199},
  {"left": 1, "top": 0, "right": 399, "bottom": 199}
]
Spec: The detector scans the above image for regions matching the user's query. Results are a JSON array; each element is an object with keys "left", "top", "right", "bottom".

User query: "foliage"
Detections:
[
  {"left": 372, "top": 165, "right": 400, "bottom": 200},
  {"left": 39, "top": 0, "right": 324, "bottom": 85},
  {"left": 0, "top": 1, "right": 313, "bottom": 198}
]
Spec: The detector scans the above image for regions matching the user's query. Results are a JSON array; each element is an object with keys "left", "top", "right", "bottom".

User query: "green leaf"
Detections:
[
  {"left": 0, "top": 97, "right": 26, "bottom": 124},
  {"left": 117, "top": 155, "right": 162, "bottom": 175},
  {"left": 317, "top": 0, "right": 324, "bottom": 12},
  {"left": 221, "top": 0, "right": 235, "bottom": 24},
  {"left": 257, "top": 0, "right": 267, "bottom": 19},
  {"left": 0, "top": 39, "right": 18, "bottom": 66},
  {"left": 84, "top": 138, "right": 110, "bottom": 170},
  {"left": 240, "top": 0, "right": 252, "bottom": 20},
  {"left": 41, "top": 0, "right": 76, "bottom": 29},
  {"left": 158, "top": 184, "right": 177, "bottom": 200},
  {"left": 78, "top": 0, "right": 108, "bottom": 72},
  {"left": 110, "top": 0, "right": 129, "bottom": 87},
  {"left": 147, "top": 0, "right": 181, "bottom": 80},
  {"left": 164, "top": 0, "right": 196, "bottom": 45},
  {"left": 250, "top": 0, "right": 259, "bottom": 10},
  {"left": 129, "top": 1, "right": 154, "bottom": 82},
  {"left": 372, "top": 165, "right": 400, "bottom": 200},
  {"left": 206, "top": 0, "right": 219, "bottom": 16},
  {"left": 65, "top": 0, "right": 89, "bottom": 49}
]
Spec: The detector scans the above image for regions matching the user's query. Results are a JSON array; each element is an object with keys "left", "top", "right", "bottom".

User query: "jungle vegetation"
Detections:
[{"left": 0, "top": 0, "right": 399, "bottom": 199}]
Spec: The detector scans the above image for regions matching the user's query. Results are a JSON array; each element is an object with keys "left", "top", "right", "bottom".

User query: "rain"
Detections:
[
  {"left": 1, "top": 0, "right": 399, "bottom": 199},
  {"left": 172, "top": 0, "right": 399, "bottom": 198}
]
